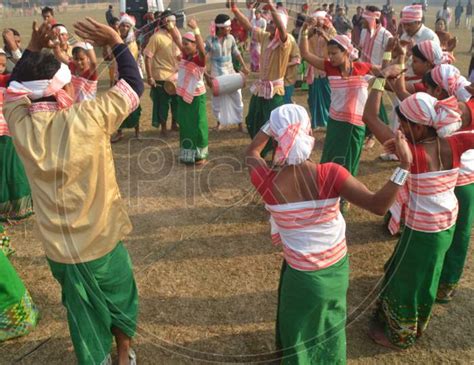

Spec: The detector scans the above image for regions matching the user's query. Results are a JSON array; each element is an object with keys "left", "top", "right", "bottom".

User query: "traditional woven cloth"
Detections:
[{"left": 401, "top": 4, "right": 423, "bottom": 23}]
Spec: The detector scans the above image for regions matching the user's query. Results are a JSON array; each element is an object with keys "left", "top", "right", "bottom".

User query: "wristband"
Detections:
[
  {"left": 399, "top": 63, "right": 405, "bottom": 70},
  {"left": 167, "top": 22, "right": 175, "bottom": 30},
  {"left": 302, "top": 30, "right": 309, "bottom": 37},
  {"left": 372, "top": 78, "right": 386, "bottom": 91},
  {"left": 194, "top": 28, "right": 201, "bottom": 36},
  {"left": 383, "top": 51, "right": 392, "bottom": 61},
  {"left": 390, "top": 167, "right": 409, "bottom": 186}
]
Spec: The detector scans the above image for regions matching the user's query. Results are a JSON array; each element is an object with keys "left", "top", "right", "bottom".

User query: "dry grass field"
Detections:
[{"left": 0, "top": 3, "right": 473, "bottom": 364}]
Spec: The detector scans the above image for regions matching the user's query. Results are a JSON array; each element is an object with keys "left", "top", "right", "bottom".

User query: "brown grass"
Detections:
[{"left": 1, "top": 4, "right": 473, "bottom": 364}]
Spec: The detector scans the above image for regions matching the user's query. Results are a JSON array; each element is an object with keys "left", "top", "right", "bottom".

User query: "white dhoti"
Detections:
[{"left": 212, "top": 90, "right": 243, "bottom": 125}]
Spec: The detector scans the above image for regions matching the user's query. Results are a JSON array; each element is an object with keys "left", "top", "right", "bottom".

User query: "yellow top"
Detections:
[
  {"left": 4, "top": 80, "right": 139, "bottom": 264},
  {"left": 127, "top": 41, "right": 139, "bottom": 60},
  {"left": 284, "top": 34, "right": 301, "bottom": 86},
  {"left": 144, "top": 30, "right": 180, "bottom": 81},
  {"left": 253, "top": 27, "right": 292, "bottom": 96}
]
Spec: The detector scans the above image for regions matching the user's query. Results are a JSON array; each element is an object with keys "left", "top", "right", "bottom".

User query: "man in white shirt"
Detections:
[
  {"left": 400, "top": 4, "right": 439, "bottom": 77},
  {"left": 359, "top": 6, "right": 393, "bottom": 66}
]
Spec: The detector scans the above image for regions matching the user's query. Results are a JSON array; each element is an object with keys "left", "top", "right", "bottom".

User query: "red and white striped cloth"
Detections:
[
  {"left": 399, "top": 92, "right": 462, "bottom": 137},
  {"left": 176, "top": 59, "right": 205, "bottom": 104},
  {"left": 456, "top": 150, "right": 474, "bottom": 186},
  {"left": 266, "top": 198, "right": 347, "bottom": 271},
  {"left": 362, "top": 10, "right": 381, "bottom": 37},
  {"left": 328, "top": 76, "right": 369, "bottom": 126},
  {"left": 388, "top": 184, "right": 409, "bottom": 235},
  {"left": 250, "top": 78, "right": 284, "bottom": 99},
  {"left": 417, "top": 40, "right": 454, "bottom": 66},
  {"left": 0, "top": 87, "right": 10, "bottom": 136},
  {"left": 405, "top": 169, "right": 459, "bottom": 232},
  {"left": 401, "top": 4, "right": 423, "bottom": 23},
  {"left": 430, "top": 64, "right": 471, "bottom": 103},
  {"left": 359, "top": 26, "right": 392, "bottom": 66},
  {"left": 71, "top": 75, "right": 98, "bottom": 102}
]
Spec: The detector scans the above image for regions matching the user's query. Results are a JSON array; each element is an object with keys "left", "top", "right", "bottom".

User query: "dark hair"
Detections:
[
  {"left": 42, "top": 6, "right": 54, "bottom": 15},
  {"left": 469, "top": 55, "right": 474, "bottom": 76},
  {"left": 365, "top": 5, "right": 381, "bottom": 23},
  {"left": 72, "top": 46, "right": 87, "bottom": 57},
  {"left": 108, "top": 4, "right": 113, "bottom": 9},
  {"left": 14, "top": 51, "right": 61, "bottom": 82},
  {"left": 327, "top": 39, "right": 346, "bottom": 52},
  {"left": 395, "top": 105, "right": 412, "bottom": 124},
  {"left": 276, "top": 2, "right": 283, "bottom": 6},
  {"left": 7, "top": 28, "right": 20, "bottom": 37},
  {"left": 215, "top": 14, "right": 230, "bottom": 25},
  {"left": 412, "top": 45, "right": 428, "bottom": 62},
  {"left": 111, "top": 16, "right": 119, "bottom": 24},
  {"left": 422, "top": 70, "right": 438, "bottom": 89}
]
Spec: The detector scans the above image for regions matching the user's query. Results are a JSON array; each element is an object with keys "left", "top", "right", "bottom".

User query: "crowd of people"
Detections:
[{"left": 0, "top": 1, "right": 474, "bottom": 364}]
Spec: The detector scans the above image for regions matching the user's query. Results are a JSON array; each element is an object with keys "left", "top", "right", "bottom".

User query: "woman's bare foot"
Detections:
[{"left": 368, "top": 322, "right": 402, "bottom": 351}]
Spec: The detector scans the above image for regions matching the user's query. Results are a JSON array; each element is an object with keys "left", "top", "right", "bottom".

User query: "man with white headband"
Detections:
[
  {"left": 359, "top": 6, "right": 393, "bottom": 67},
  {"left": 230, "top": 0, "right": 292, "bottom": 156},
  {"left": 144, "top": 10, "right": 180, "bottom": 136},
  {"left": 113, "top": 14, "right": 142, "bottom": 142},
  {"left": 400, "top": 4, "right": 439, "bottom": 78},
  {"left": 205, "top": 13, "right": 248, "bottom": 131},
  {"left": 52, "top": 23, "right": 72, "bottom": 64},
  {"left": 363, "top": 77, "right": 474, "bottom": 350},
  {"left": 3, "top": 19, "right": 144, "bottom": 365},
  {"left": 306, "top": 10, "right": 336, "bottom": 130},
  {"left": 245, "top": 103, "right": 413, "bottom": 364}
]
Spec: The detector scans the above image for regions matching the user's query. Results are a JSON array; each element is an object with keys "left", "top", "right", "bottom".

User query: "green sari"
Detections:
[
  {"left": 438, "top": 183, "right": 474, "bottom": 301},
  {"left": 276, "top": 256, "right": 349, "bottom": 364},
  {"left": 374, "top": 226, "right": 455, "bottom": 348},
  {"left": 0, "top": 136, "right": 33, "bottom": 222},
  {"left": 0, "top": 225, "right": 39, "bottom": 342},
  {"left": 177, "top": 94, "right": 209, "bottom": 164},
  {"left": 320, "top": 118, "right": 366, "bottom": 176}
]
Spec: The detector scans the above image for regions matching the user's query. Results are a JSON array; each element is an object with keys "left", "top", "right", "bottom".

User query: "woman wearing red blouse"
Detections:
[{"left": 246, "top": 104, "right": 412, "bottom": 364}]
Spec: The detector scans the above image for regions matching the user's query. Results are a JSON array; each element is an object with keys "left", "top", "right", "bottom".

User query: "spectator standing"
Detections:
[
  {"left": 455, "top": 1, "right": 464, "bottom": 28},
  {"left": 106, "top": 5, "right": 115, "bottom": 26}
]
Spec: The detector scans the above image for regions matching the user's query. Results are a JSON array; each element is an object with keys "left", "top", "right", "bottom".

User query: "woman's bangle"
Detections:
[
  {"left": 383, "top": 51, "right": 392, "bottom": 61},
  {"left": 194, "top": 28, "right": 201, "bottom": 36},
  {"left": 372, "top": 78, "right": 386, "bottom": 91},
  {"left": 399, "top": 63, "right": 405, "bottom": 70},
  {"left": 302, "top": 30, "right": 309, "bottom": 37},
  {"left": 390, "top": 167, "right": 409, "bottom": 186}
]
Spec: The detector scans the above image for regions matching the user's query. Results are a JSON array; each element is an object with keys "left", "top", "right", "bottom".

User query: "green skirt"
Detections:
[
  {"left": 0, "top": 229, "right": 39, "bottom": 342},
  {"left": 119, "top": 105, "right": 142, "bottom": 129},
  {"left": 177, "top": 94, "right": 209, "bottom": 164},
  {"left": 48, "top": 242, "right": 138, "bottom": 365},
  {"left": 320, "top": 118, "right": 366, "bottom": 176},
  {"left": 439, "top": 183, "right": 474, "bottom": 292},
  {"left": 276, "top": 256, "right": 349, "bottom": 364},
  {"left": 374, "top": 226, "right": 455, "bottom": 348},
  {"left": 0, "top": 136, "right": 33, "bottom": 222},
  {"left": 308, "top": 77, "right": 331, "bottom": 129},
  {"left": 245, "top": 94, "right": 284, "bottom": 158},
  {"left": 150, "top": 82, "right": 178, "bottom": 127}
]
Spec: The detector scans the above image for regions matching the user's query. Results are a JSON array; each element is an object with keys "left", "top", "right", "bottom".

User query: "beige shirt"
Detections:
[
  {"left": 4, "top": 80, "right": 139, "bottom": 264},
  {"left": 253, "top": 27, "right": 292, "bottom": 96},
  {"left": 308, "top": 26, "right": 337, "bottom": 79},
  {"left": 284, "top": 34, "right": 301, "bottom": 86},
  {"left": 144, "top": 30, "right": 180, "bottom": 81}
]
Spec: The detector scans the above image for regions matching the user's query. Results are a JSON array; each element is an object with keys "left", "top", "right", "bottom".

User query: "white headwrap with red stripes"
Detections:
[
  {"left": 332, "top": 35, "right": 359, "bottom": 61},
  {"left": 5, "top": 62, "right": 73, "bottom": 109},
  {"left": 362, "top": 10, "right": 381, "bottom": 36},
  {"left": 399, "top": 92, "right": 462, "bottom": 137},
  {"left": 401, "top": 4, "right": 423, "bottom": 23},
  {"left": 417, "top": 40, "right": 454, "bottom": 65},
  {"left": 431, "top": 64, "right": 472, "bottom": 103},
  {"left": 266, "top": 104, "right": 315, "bottom": 165}
]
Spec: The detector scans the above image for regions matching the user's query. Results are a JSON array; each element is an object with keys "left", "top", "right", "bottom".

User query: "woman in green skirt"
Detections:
[
  {"left": 0, "top": 225, "right": 39, "bottom": 342},
  {"left": 0, "top": 71, "right": 33, "bottom": 222},
  {"left": 300, "top": 25, "right": 382, "bottom": 177},
  {"left": 246, "top": 104, "right": 412, "bottom": 363},
  {"left": 363, "top": 80, "right": 474, "bottom": 349},
  {"left": 171, "top": 19, "right": 209, "bottom": 165}
]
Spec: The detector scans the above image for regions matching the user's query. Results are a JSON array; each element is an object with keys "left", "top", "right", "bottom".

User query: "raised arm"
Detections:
[
  {"left": 267, "top": 1, "right": 287, "bottom": 43},
  {"left": 340, "top": 131, "right": 412, "bottom": 215},
  {"left": 245, "top": 130, "right": 271, "bottom": 172},
  {"left": 230, "top": 2, "right": 253, "bottom": 33},
  {"left": 187, "top": 18, "right": 206, "bottom": 62},
  {"left": 299, "top": 21, "right": 326, "bottom": 71},
  {"left": 362, "top": 79, "right": 395, "bottom": 144}
]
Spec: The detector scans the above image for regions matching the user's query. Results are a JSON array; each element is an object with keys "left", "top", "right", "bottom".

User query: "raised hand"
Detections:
[
  {"left": 446, "top": 36, "right": 457, "bottom": 52},
  {"left": 73, "top": 17, "right": 123, "bottom": 47},
  {"left": 393, "top": 130, "right": 412, "bottom": 167},
  {"left": 382, "top": 64, "right": 405, "bottom": 79},
  {"left": 27, "top": 21, "right": 55, "bottom": 52},
  {"left": 187, "top": 18, "right": 198, "bottom": 30}
]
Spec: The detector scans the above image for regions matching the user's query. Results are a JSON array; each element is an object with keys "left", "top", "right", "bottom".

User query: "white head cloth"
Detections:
[
  {"left": 399, "top": 92, "right": 462, "bottom": 137},
  {"left": 431, "top": 64, "right": 472, "bottom": 103},
  {"left": 267, "top": 104, "right": 315, "bottom": 165}
]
